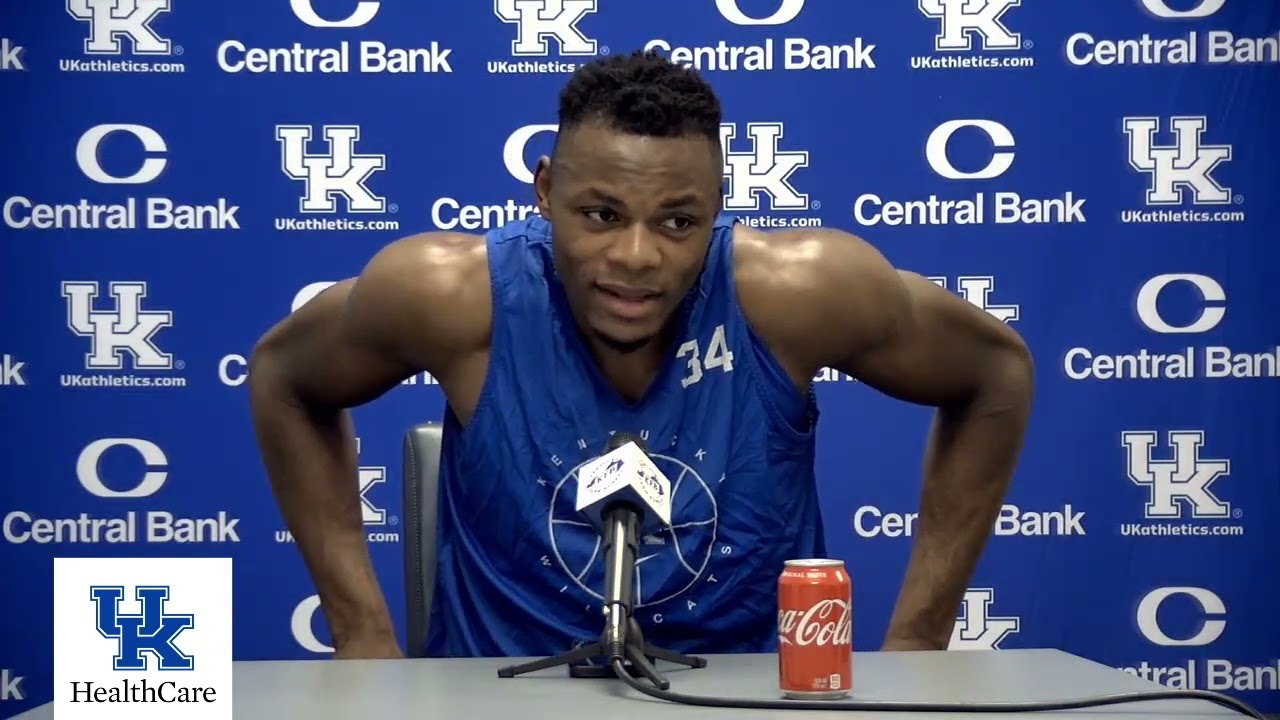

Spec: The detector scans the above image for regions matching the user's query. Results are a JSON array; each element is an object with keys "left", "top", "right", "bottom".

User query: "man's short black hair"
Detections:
[{"left": 556, "top": 49, "right": 722, "bottom": 149}]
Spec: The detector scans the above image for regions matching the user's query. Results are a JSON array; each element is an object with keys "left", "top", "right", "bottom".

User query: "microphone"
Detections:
[
  {"left": 496, "top": 434, "right": 703, "bottom": 687},
  {"left": 575, "top": 434, "right": 673, "bottom": 661}
]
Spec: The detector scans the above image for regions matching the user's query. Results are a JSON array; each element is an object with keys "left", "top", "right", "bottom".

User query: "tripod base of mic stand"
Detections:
[
  {"left": 496, "top": 616, "right": 706, "bottom": 690},
  {"left": 567, "top": 658, "right": 646, "bottom": 680}
]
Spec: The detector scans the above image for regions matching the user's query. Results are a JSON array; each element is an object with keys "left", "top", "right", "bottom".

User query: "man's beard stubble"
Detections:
[{"left": 591, "top": 329, "right": 656, "bottom": 355}]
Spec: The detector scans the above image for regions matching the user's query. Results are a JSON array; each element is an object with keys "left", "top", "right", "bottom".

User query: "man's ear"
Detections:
[{"left": 533, "top": 156, "right": 552, "bottom": 217}]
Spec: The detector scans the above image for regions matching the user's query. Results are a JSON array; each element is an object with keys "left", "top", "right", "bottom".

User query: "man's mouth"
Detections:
[
  {"left": 594, "top": 283, "right": 661, "bottom": 319},
  {"left": 596, "top": 283, "right": 660, "bottom": 301}
]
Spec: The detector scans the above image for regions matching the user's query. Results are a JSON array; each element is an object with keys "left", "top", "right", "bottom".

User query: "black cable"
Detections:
[{"left": 610, "top": 658, "right": 1267, "bottom": 718}]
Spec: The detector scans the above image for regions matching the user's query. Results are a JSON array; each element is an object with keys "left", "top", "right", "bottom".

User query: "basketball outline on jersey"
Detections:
[{"left": 548, "top": 451, "right": 719, "bottom": 608}]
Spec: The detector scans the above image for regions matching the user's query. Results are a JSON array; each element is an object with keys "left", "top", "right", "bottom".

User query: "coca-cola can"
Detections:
[{"left": 777, "top": 558, "right": 852, "bottom": 699}]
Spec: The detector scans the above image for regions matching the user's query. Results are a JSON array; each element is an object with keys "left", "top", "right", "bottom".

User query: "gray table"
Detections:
[{"left": 11, "top": 649, "right": 1252, "bottom": 719}]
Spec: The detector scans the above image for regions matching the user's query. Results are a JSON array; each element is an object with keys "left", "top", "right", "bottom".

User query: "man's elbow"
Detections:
[
  {"left": 246, "top": 322, "right": 299, "bottom": 406},
  {"left": 986, "top": 329, "right": 1035, "bottom": 413}
]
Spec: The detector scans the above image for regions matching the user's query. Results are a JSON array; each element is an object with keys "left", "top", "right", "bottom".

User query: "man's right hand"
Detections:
[{"left": 334, "top": 634, "right": 405, "bottom": 660}]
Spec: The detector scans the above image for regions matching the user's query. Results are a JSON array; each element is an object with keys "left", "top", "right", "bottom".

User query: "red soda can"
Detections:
[{"left": 777, "top": 558, "right": 852, "bottom": 699}]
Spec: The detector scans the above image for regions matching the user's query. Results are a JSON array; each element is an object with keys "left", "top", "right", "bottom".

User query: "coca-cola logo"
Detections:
[{"left": 778, "top": 599, "right": 852, "bottom": 647}]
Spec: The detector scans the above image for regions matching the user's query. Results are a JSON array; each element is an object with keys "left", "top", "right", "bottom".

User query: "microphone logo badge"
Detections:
[
  {"left": 638, "top": 467, "right": 666, "bottom": 499},
  {"left": 585, "top": 458, "right": 625, "bottom": 490}
]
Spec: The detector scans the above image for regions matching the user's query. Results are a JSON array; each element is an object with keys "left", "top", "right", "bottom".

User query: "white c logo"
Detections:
[
  {"left": 1135, "top": 273, "right": 1226, "bottom": 334},
  {"left": 1140, "top": 0, "right": 1226, "bottom": 19},
  {"left": 925, "top": 120, "right": 1015, "bottom": 180},
  {"left": 503, "top": 124, "right": 558, "bottom": 184},
  {"left": 292, "top": 282, "right": 337, "bottom": 312},
  {"left": 291, "top": 595, "right": 334, "bottom": 653},
  {"left": 76, "top": 125, "right": 167, "bottom": 185},
  {"left": 1136, "top": 587, "right": 1226, "bottom": 647},
  {"left": 77, "top": 438, "right": 169, "bottom": 498},
  {"left": 716, "top": 0, "right": 805, "bottom": 25},
  {"left": 290, "top": 0, "right": 380, "bottom": 27}
]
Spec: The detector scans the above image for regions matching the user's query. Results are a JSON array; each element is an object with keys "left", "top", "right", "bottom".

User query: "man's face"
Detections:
[{"left": 535, "top": 122, "right": 722, "bottom": 352}]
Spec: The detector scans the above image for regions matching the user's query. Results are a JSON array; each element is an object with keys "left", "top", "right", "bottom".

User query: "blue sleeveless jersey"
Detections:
[{"left": 423, "top": 214, "right": 827, "bottom": 658}]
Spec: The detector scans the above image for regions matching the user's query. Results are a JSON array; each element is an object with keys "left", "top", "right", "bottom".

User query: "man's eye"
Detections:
[
  {"left": 583, "top": 209, "right": 618, "bottom": 223},
  {"left": 662, "top": 217, "right": 694, "bottom": 231}
]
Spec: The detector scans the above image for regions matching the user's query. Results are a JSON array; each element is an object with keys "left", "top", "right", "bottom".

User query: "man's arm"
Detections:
[
  {"left": 743, "top": 228, "right": 1034, "bottom": 650},
  {"left": 247, "top": 232, "right": 488, "bottom": 658},
  {"left": 847, "top": 265, "right": 1033, "bottom": 650}
]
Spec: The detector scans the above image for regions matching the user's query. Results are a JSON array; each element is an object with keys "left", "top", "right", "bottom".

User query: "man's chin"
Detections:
[{"left": 589, "top": 323, "right": 657, "bottom": 355}]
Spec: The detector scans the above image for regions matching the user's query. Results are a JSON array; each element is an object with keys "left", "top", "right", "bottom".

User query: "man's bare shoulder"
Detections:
[
  {"left": 363, "top": 230, "right": 489, "bottom": 286},
  {"left": 356, "top": 230, "right": 488, "bottom": 299},
  {"left": 733, "top": 224, "right": 898, "bottom": 314},
  {"left": 732, "top": 224, "right": 906, "bottom": 375},
  {"left": 345, "top": 230, "right": 493, "bottom": 354}
]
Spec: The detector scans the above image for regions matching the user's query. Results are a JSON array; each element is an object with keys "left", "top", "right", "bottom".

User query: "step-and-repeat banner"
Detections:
[{"left": 1, "top": 0, "right": 1277, "bottom": 715}]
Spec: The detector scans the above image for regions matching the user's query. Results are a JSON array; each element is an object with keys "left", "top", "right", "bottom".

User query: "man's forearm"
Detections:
[
  {"left": 248, "top": 361, "right": 396, "bottom": 648},
  {"left": 884, "top": 360, "right": 1033, "bottom": 648}
]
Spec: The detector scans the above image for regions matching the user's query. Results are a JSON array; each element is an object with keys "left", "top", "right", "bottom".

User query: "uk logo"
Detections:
[
  {"left": 1123, "top": 431, "right": 1232, "bottom": 520},
  {"left": 949, "top": 588, "right": 1019, "bottom": 650},
  {"left": 62, "top": 281, "right": 173, "bottom": 371},
  {"left": 277, "top": 125, "right": 387, "bottom": 214},
  {"left": 90, "top": 585, "right": 194, "bottom": 671},
  {"left": 66, "top": 0, "right": 173, "bottom": 55},
  {"left": 929, "top": 276, "right": 1020, "bottom": 324},
  {"left": 493, "top": 0, "right": 597, "bottom": 56},
  {"left": 720, "top": 123, "right": 810, "bottom": 212},
  {"left": 918, "top": 0, "right": 1022, "bottom": 52},
  {"left": 358, "top": 466, "right": 388, "bottom": 525},
  {"left": 1124, "top": 117, "right": 1233, "bottom": 206}
]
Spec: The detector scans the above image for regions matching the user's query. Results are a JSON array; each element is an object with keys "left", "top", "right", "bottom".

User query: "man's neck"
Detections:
[{"left": 584, "top": 329, "right": 674, "bottom": 404}]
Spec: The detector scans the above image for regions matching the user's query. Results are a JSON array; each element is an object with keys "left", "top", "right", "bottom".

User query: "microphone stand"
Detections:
[{"left": 497, "top": 508, "right": 707, "bottom": 690}]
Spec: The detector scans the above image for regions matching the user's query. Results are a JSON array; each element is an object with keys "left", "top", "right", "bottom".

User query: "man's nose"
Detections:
[{"left": 606, "top": 224, "right": 662, "bottom": 270}]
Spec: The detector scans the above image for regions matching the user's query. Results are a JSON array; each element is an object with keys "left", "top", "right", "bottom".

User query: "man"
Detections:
[{"left": 248, "top": 51, "right": 1034, "bottom": 660}]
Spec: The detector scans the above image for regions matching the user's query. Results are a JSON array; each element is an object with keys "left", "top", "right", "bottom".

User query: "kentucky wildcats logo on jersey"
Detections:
[
  {"left": 548, "top": 430, "right": 723, "bottom": 616},
  {"left": 537, "top": 323, "right": 745, "bottom": 621}
]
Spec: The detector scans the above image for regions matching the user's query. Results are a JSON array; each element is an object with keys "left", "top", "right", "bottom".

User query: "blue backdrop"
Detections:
[{"left": 1, "top": 0, "right": 1277, "bottom": 716}]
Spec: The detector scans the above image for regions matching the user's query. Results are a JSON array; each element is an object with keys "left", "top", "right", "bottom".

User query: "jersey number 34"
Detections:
[{"left": 677, "top": 324, "right": 735, "bottom": 388}]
